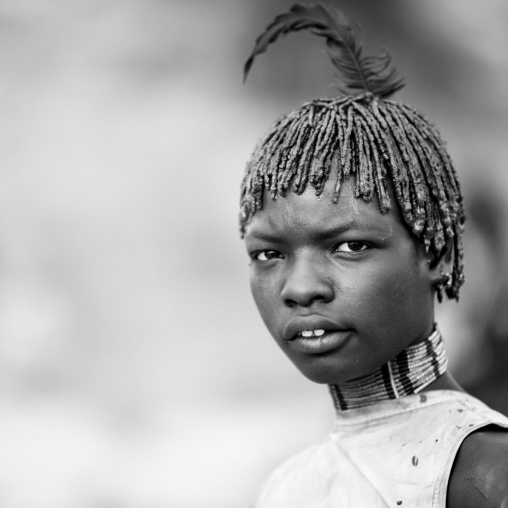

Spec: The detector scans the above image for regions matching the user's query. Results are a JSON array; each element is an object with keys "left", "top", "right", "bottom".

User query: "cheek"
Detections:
[
  {"left": 377, "top": 265, "right": 418, "bottom": 304},
  {"left": 367, "top": 266, "right": 432, "bottom": 338},
  {"left": 353, "top": 258, "right": 429, "bottom": 317},
  {"left": 392, "top": 250, "right": 432, "bottom": 301},
  {"left": 249, "top": 273, "right": 279, "bottom": 327}
]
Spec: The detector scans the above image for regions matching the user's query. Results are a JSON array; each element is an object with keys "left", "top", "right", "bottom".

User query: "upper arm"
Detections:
[{"left": 447, "top": 427, "right": 508, "bottom": 508}]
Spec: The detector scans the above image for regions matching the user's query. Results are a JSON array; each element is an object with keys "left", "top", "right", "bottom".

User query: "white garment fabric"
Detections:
[{"left": 253, "top": 390, "right": 508, "bottom": 507}]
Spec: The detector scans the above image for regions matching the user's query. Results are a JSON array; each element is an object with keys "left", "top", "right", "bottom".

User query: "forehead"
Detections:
[{"left": 245, "top": 177, "right": 406, "bottom": 241}]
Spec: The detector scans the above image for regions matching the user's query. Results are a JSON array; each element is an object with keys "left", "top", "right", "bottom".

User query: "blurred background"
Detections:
[{"left": 0, "top": 0, "right": 507, "bottom": 506}]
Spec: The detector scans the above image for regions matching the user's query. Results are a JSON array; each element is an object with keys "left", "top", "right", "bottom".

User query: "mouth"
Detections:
[
  {"left": 283, "top": 316, "right": 353, "bottom": 355},
  {"left": 284, "top": 315, "right": 346, "bottom": 341},
  {"left": 289, "top": 329, "right": 352, "bottom": 355},
  {"left": 295, "top": 329, "right": 326, "bottom": 338}
]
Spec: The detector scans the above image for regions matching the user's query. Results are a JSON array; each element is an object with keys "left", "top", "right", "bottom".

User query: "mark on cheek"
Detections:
[
  {"left": 412, "top": 456, "right": 418, "bottom": 466},
  {"left": 389, "top": 275, "right": 413, "bottom": 301},
  {"left": 466, "top": 477, "right": 497, "bottom": 508}
]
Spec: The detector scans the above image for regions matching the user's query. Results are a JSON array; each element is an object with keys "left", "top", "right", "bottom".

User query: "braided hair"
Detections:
[{"left": 240, "top": 4, "right": 465, "bottom": 300}]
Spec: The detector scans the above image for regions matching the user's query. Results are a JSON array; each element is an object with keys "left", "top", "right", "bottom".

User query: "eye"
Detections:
[
  {"left": 334, "top": 241, "right": 369, "bottom": 253},
  {"left": 252, "top": 250, "right": 282, "bottom": 262}
]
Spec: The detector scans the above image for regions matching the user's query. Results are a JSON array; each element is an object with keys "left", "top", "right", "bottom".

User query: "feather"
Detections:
[{"left": 243, "top": 3, "right": 405, "bottom": 99}]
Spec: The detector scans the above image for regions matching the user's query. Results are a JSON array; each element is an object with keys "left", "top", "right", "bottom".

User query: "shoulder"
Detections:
[{"left": 447, "top": 427, "right": 508, "bottom": 508}]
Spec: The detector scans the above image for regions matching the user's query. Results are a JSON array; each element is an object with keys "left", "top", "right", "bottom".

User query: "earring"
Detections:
[{"left": 436, "top": 271, "right": 451, "bottom": 303}]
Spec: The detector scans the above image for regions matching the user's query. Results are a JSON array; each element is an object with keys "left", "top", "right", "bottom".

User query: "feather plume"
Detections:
[{"left": 244, "top": 3, "right": 405, "bottom": 99}]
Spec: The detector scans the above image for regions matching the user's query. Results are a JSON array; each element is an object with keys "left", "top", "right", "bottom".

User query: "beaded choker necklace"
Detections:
[{"left": 328, "top": 328, "right": 447, "bottom": 411}]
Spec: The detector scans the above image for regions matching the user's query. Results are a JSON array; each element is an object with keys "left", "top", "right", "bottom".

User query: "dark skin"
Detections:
[{"left": 244, "top": 177, "right": 508, "bottom": 507}]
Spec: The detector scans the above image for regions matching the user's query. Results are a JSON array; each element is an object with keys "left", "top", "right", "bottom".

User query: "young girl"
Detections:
[{"left": 241, "top": 4, "right": 508, "bottom": 507}]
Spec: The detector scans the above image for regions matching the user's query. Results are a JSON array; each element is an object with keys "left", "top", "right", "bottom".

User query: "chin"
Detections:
[
  {"left": 293, "top": 355, "right": 383, "bottom": 384},
  {"left": 294, "top": 363, "right": 355, "bottom": 385}
]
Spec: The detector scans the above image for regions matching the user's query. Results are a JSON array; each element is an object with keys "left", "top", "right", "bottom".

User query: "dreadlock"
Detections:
[
  {"left": 240, "top": 4, "right": 465, "bottom": 300},
  {"left": 239, "top": 94, "right": 465, "bottom": 299}
]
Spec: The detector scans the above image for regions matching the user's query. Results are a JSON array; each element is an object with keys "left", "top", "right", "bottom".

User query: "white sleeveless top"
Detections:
[{"left": 252, "top": 390, "right": 508, "bottom": 507}]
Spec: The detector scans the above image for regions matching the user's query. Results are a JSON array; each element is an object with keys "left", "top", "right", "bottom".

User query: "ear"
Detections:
[{"left": 428, "top": 241, "right": 454, "bottom": 287}]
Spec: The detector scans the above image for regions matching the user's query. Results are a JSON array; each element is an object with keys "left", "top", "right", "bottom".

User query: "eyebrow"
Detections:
[
  {"left": 315, "top": 223, "right": 355, "bottom": 240},
  {"left": 247, "top": 220, "right": 390, "bottom": 242},
  {"left": 311, "top": 223, "right": 389, "bottom": 242},
  {"left": 246, "top": 230, "right": 284, "bottom": 243}
]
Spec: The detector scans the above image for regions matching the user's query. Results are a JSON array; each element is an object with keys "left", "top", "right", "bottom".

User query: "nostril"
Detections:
[{"left": 283, "top": 292, "right": 330, "bottom": 308}]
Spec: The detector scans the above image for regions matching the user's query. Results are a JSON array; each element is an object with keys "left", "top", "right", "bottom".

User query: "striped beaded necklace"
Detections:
[{"left": 328, "top": 328, "right": 448, "bottom": 411}]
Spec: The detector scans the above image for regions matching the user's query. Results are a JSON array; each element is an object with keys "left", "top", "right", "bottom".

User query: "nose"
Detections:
[{"left": 281, "top": 254, "right": 335, "bottom": 307}]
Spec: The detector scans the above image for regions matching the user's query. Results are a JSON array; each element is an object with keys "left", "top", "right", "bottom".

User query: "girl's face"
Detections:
[{"left": 244, "top": 177, "right": 441, "bottom": 384}]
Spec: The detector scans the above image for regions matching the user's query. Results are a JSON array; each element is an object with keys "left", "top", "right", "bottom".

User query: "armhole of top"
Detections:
[{"left": 435, "top": 421, "right": 508, "bottom": 507}]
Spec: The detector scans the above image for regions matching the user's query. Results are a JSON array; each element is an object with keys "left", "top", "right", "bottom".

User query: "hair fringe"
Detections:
[{"left": 239, "top": 94, "right": 465, "bottom": 299}]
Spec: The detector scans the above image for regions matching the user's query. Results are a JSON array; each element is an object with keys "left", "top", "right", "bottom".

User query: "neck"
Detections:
[{"left": 328, "top": 328, "right": 448, "bottom": 411}]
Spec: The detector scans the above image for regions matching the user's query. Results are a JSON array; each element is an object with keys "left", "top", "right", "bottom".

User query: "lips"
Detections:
[{"left": 283, "top": 315, "right": 346, "bottom": 341}]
